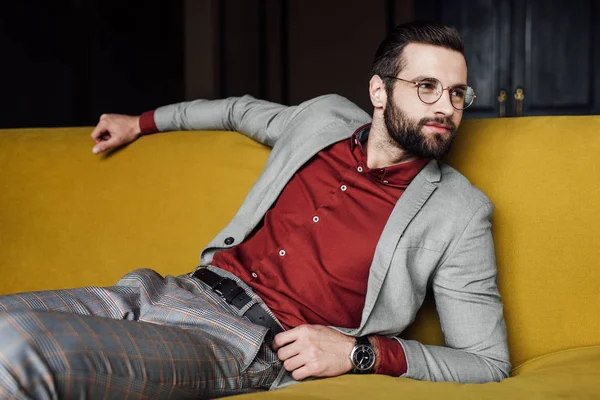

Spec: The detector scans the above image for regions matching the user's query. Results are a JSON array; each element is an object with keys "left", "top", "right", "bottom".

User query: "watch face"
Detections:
[{"left": 352, "top": 344, "right": 375, "bottom": 372}]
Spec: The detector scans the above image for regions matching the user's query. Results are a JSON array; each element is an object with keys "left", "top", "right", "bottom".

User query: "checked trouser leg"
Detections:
[{"left": 0, "top": 268, "right": 282, "bottom": 399}]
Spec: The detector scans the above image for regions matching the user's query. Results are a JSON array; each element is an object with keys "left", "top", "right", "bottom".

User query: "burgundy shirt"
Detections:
[{"left": 141, "top": 111, "right": 429, "bottom": 376}]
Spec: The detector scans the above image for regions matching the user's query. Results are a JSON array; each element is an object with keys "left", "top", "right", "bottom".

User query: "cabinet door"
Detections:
[
  {"left": 439, "top": 0, "right": 512, "bottom": 118},
  {"left": 512, "top": 0, "right": 600, "bottom": 116},
  {"left": 433, "top": 0, "right": 600, "bottom": 117}
]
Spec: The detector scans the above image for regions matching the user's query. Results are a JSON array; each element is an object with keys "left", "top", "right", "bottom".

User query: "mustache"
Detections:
[{"left": 419, "top": 117, "right": 457, "bottom": 131}]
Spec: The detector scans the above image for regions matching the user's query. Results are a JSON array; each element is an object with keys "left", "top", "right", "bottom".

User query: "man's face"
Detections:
[{"left": 384, "top": 43, "right": 468, "bottom": 159}]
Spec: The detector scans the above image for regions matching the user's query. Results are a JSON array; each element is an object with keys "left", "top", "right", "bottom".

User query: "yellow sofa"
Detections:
[{"left": 1, "top": 115, "right": 599, "bottom": 399}]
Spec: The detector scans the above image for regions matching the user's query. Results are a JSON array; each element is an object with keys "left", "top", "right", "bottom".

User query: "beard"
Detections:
[{"left": 383, "top": 95, "right": 458, "bottom": 159}]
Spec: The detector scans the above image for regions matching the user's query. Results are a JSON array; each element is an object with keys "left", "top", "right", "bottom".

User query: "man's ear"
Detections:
[{"left": 369, "top": 75, "right": 387, "bottom": 109}]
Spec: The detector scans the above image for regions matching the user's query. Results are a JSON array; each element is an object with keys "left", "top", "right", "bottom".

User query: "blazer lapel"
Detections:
[{"left": 356, "top": 160, "right": 442, "bottom": 332}]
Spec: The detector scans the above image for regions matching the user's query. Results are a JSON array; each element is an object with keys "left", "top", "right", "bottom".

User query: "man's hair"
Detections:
[{"left": 371, "top": 21, "right": 465, "bottom": 93}]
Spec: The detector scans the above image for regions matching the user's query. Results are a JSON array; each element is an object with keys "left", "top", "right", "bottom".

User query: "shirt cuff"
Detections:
[
  {"left": 139, "top": 110, "right": 158, "bottom": 135},
  {"left": 373, "top": 336, "right": 407, "bottom": 376}
]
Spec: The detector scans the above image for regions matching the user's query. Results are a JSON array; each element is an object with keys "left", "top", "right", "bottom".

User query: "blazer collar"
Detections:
[{"left": 421, "top": 159, "right": 442, "bottom": 183}]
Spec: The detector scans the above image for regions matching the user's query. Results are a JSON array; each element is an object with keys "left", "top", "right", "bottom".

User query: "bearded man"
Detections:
[{"left": 0, "top": 21, "right": 510, "bottom": 399}]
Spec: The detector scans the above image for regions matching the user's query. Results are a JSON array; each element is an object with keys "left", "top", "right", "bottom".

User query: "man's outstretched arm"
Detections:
[
  {"left": 90, "top": 95, "right": 345, "bottom": 155},
  {"left": 90, "top": 95, "right": 293, "bottom": 155}
]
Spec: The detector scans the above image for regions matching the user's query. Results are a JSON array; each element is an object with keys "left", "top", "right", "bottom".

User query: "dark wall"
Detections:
[
  {"left": 1, "top": 0, "right": 183, "bottom": 129},
  {"left": 1, "top": 0, "right": 415, "bottom": 129},
  {"left": 186, "top": 0, "right": 416, "bottom": 112}
]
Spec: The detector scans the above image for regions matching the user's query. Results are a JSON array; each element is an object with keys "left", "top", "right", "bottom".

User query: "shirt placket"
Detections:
[{"left": 251, "top": 160, "right": 360, "bottom": 282}]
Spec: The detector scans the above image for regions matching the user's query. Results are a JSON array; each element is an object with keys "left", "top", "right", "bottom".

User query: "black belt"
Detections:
[{"left": 192, "top": 268, "right": 284, "bottom": 336}]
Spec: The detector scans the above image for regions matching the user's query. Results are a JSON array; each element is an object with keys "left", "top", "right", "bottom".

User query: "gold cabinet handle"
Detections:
[
  {"left": 498, "top": 90, "right": 507, "bottom": 118},
  {"left": 514, "top": 87, "right": 525, "bottom": 117}
]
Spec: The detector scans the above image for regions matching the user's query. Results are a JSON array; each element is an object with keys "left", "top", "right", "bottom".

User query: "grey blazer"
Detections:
[{"left": 154, "top": 94, "right": 511, "bottom": 384}]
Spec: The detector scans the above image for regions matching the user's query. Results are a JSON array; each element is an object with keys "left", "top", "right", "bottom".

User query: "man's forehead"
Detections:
[{"left": 401, "top": 42, "right": 467, "bottom": 83}]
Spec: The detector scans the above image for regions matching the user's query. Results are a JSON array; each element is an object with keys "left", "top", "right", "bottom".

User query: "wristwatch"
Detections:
[{"left": 349, "top": 336, "right": 376, "bottom": 373}]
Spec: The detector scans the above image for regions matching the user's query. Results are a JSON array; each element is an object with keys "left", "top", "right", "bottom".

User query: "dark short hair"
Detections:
[{"left": 371, "top": 21, "right": 465, "bottom": 93}]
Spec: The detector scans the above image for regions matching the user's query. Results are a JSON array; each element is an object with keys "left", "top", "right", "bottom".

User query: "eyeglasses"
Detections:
[{"left": 386, "top": 76, "right": 476, "bottom": 110}]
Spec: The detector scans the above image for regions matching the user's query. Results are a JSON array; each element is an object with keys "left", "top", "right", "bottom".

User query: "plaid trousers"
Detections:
[{"left": 0, "top": 267, "right": 284, "bottom": 399}]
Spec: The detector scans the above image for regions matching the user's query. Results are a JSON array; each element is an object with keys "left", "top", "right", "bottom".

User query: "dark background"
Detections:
[{"left": 1, "top": 0, "right": 598, "bottom": 128}]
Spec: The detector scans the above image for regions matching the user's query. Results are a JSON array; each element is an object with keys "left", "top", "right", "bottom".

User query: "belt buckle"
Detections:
[{"left": 213, "top": 279, "right": 243, "bottom": 303}]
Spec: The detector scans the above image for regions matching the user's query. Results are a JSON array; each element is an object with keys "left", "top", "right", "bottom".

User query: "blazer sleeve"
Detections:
[
  {"left": 396, "top": 202, "right": 511, "bottom": 383},
  {"left": 152, "top": 95, "right": 302, "bottom": 148}
]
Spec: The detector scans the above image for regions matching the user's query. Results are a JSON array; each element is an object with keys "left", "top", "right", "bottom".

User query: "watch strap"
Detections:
[{"left": 356, "top": 336, "right": 370, "bottom": 346}]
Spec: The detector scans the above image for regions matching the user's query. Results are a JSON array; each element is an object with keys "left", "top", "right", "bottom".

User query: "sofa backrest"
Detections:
[
  {"left": 1, "top": 115, "right": 599, "bottom": 369},
  {"left": 444, "top": 116, "right": 600, "bottom": 367},
  {"left": 384, "top": 116, "right": 600, "bottom": 368},
  {"left": 0, "top": 128, "right": 271, "bottom": 293}
]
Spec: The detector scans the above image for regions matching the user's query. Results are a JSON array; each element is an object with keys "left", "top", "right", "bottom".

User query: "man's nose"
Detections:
[{"left": 431, "top": 90, "right": 455, "bottom": 117}]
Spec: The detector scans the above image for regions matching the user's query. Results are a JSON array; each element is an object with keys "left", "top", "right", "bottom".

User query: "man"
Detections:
[{"left": 0, "top": 21, "right": 510, "bottom": 399}]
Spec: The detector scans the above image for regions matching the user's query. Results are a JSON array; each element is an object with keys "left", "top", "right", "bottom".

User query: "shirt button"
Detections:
[
  {"left": 341, "top": 185, "right": 347, "bottom": 191},
  {"left": 357, "top": 166, "right": 363, "bottom": 172},
  {"left": 279, "top": 249, "right": 286, "bottom": 256},
  {"left": 313, "top": 216, "right": 320, "bottom": 223},
  {"left": 251, "top": 272, "right": 258, "bottom": 278},
  {"left": 224, "top": 237, "right": 234, "bottom": 245}
]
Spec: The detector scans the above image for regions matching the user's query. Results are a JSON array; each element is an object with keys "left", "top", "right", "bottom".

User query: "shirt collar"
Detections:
[{"left": 349, "top": 123, "right": 431, "bottom": 188}]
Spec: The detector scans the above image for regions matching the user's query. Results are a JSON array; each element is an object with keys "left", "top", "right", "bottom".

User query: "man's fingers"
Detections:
[
  {"left": 276, "top": 340, "right": 301, "bottom": 361},
  {"left": 282, "top": 354, "right": 305, "bottom": 372},
  {"left": 92, "top": 137, "right": 119, "bottom": 154},
  {"left": 90, "top": 120, "right": 108, "bottom": 142},
  {"left": 272, "top": 327, "right": 301, "bottom": 351},
  {"left": 291, "top": 366, "right": 311, "bottom": 381}
]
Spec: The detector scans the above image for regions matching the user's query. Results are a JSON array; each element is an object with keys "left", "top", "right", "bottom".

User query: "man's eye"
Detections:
[
  {"left": 451, "top": 89, "right": 466, "bottom": 99},
  {"left": 418, "top": 82, "right": 436, "bottom": 90}
]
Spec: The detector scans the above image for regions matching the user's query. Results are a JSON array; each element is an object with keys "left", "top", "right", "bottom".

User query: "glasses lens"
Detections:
[
  {"left": 416, "top": 79, "right": 443, "bottom": 104},
  {"left": 450, "top": 85, "right": 475, "bottom": 110}
]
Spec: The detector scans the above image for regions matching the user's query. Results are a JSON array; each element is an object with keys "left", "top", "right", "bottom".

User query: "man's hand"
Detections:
[
  {"left": 272, "top": 324, "right": 355, "bottom": 381},
  {"left": 91, "top": 114, "right": 141, "bottom": 155}
]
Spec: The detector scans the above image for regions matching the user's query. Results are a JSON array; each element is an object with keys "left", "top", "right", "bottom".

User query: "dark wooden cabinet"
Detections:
[
  {"left": 511, "top": 0, "right": 599, "bottom": 117},
  {"left": 430, "top": 0, "right": 600, "bottom": 118}
]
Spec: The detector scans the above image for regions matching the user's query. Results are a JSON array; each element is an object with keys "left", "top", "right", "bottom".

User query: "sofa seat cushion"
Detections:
[
  {"left": 231, "top": 346, "right": 600, "bottom": 399},
  {"left": 507, "top": 345, "right": 600, "bottom": 394}
]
